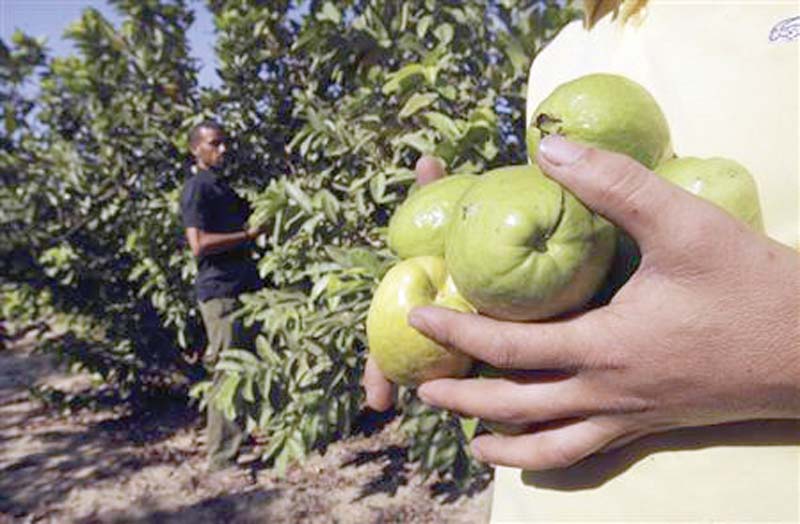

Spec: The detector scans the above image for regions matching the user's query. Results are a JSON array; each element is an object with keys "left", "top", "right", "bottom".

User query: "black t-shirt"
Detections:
[{"left": 180, "top": 169, "right": 262, "bottom": 302}]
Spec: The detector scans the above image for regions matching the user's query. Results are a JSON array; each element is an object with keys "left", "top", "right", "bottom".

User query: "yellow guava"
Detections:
[{"left": 366, "top": 256, "right": 475, "bottom": 387}]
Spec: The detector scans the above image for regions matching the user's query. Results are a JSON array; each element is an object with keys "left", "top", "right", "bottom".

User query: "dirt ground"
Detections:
[{"left": 0, "top": 332, "right": 493, "bottom": 523}]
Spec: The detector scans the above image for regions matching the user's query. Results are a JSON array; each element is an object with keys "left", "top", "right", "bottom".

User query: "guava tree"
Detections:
[{"left": 0, "top": 0, "right": 204, "bottom": 393}]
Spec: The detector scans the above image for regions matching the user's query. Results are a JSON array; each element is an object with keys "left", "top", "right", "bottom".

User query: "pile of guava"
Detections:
[{"left": 367, "top": 73, "right": 763, "bottom": 394}]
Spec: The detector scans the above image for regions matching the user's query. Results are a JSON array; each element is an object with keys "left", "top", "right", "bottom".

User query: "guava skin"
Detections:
[
  {"left": 527, "top": 73, "right": 673, "bottom": 170},
  {"left": 445, "top": 165, "right": 616, "bottom": 321},
  {"left": 388, "top": 175, "right": 479, "bottom": 259},
  {"left": 655, "top": 157, "right": 764, "bottom": 231},
  {"left": 366, "top": 256, "right": 475, "bottom": 387}
]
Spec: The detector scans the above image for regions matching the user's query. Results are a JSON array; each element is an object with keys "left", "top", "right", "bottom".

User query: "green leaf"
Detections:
[
  {"left": 382, "top": 63, "right": 425, "bottom": 94},
  {"left": 369, "top": 171, "right": 386, "bottom": 202},
  {"left": 222, "top": 349, "right": 262, "bottom": 368},
  {"left": 214, "top": 361, "right": 246, "bottom": 374},
  {"left": 316, "top": 2, "right": 341, "bottom": 24},
  {"left": 242, "top": 375, "right": 255, "bottom": 402},
  {"left": 399, "top": 92, "right": 437, "bottom": 119},
  {"left": 424, "top": 111, "right": 461, "bottom": 140},
  {"left": 459, "top": 417, "right": 478, "bottom": 440},
  {"left": 284, "top": 181, "right": 314, "bottom": 214},
  {"left": 214, "top": 374, "right": 240, "bottom": 414},
  {"left": 434, "top": 24, "right": 454, "bottom": 46},
  {"left": 501, "top": 32, "right": 529, "bottom": 73},
  {"left": 417, "top": 15, "right": 433, "bottom": 39},
  {"left": 395, "top": 131, "right": 435, "bottom": 154}
]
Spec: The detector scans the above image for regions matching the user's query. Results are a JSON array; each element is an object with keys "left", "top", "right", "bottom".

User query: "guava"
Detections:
[
  {"left": 527, "top": 73, "right": 673, "bottom": 169},
  {"left": 590, "top": 157, "right": 765, "bottom": 306},
  {"left": 445, "top": 165, "right": 616, "bottom": 321},
  {"left": 366, "top": 256, "right": 475, "bottom": 387},
  {"left": 655, "top": 157, "right": 764, "bottom": 231},
  {"left": 388, "top": 175, "right": 479, "bottom": 258}
]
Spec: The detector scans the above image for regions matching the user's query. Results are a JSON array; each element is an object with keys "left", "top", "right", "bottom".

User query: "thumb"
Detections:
[
  {"left": 415, "top": 155, "right": 446, "bottom": 186},
  {"left": 535, "top": 135, "right": 682, "bottom": 250},
  {"left": 362, "top": 356, "right": 395, "bottom": 412}
]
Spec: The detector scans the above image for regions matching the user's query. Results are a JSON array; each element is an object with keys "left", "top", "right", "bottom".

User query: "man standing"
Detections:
[{"left": 180, "top": 120, "right": 265, "bottom": 472}]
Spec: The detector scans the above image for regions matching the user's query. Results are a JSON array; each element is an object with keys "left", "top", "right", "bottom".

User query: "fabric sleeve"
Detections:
[{"left": 180, "top": 177, "right": 214, "bottom": 230}]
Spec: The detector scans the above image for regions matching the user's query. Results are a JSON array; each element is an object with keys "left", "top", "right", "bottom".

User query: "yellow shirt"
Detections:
[{"left": 491, "top": 2, "right": 800, "bottom": 522}]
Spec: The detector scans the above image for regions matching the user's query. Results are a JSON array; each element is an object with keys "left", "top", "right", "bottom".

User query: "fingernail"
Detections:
[
  {"left": 417, "top": 384, "right": 431, "bottom": 403},
  {"left": 539, "top": 135, "right": 585, "bottom": 165},
  {"left": 407, "top": 308, "right": 426, "bottom": 330}
]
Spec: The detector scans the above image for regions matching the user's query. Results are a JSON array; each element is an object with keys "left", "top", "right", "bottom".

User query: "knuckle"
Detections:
[
  {"left": 486, "top": 335, "right": 519, "bottom": 369},
  {"left": 430, "top": 314, "right": 460, "bottom": 350},
  {"left": 494, "top": 403, "right": 527, "bottom": 424},
  {"left": 595, "top": 157, "right": 654, "bottom": 222}
]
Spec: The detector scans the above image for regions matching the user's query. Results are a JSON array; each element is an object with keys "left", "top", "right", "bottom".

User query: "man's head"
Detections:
[{"left": 189, "top": 120, "right": 226, "bottom": 170}]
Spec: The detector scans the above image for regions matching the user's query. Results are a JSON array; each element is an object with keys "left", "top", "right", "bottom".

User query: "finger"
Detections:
[
  {"left": 417, "top": 376, "right": 595, "bottom": 425},
  {"left": 408, "top": 306, "right": 609, "bottom": 371},
  {"left": 362, "top": 356, "right": 395, "bottom": 412},
  {"left": 415, "top": 155, "right": 446, "bottom": 185},
  {"left": 600, "top": 430, "right": 649, "bottom": 452},
  {"left": 470, "top": 417, "right": 624, "bottom": 471},
  {"left": 535, "top": 135, "right": 684, "bottom": 251}
]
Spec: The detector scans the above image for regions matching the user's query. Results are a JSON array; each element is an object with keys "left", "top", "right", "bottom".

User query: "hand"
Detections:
[
  {"left": 409, "top": 135, "right": 800, "bottom": 470},
  {"left": 245, "top": 223, "right": 268, "bottom": 240},
  {"left": 362, "top": 155, "right": 447, "bottom": 411}
]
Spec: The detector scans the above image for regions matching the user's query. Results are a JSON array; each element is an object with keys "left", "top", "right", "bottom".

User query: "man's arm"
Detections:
[{"left": 185, "top": 226, "right": 263, "bottom": 258}]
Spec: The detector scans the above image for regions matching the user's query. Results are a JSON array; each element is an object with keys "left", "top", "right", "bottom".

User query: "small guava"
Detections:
[
  {"left": 655, "top": 156, "right": 764, "bottom": 231},
  {"left": 388, "top": 175, "right": 479, "bottom": 258},
  {"left": 527, "top": 73, "right": 673, "bottom": 169},
  {"left": 366, "top": 256, "right": 475, "bottom": 387}
]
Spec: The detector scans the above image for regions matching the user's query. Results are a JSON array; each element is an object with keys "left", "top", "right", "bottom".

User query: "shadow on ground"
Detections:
[
  {"left": 100, "top": 488, "right": 282, "bottom": 524},
  {"left": 344, "top": 444, "right": 410, "bottom": 501},
  {"left": 0, "top": 387, "right": 200, "bottom": 519},
  {"left": 343, "top": 440, "right": 494, "bottom": 505}
]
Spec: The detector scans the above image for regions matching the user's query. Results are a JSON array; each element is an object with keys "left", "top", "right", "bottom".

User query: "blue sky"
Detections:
[{"left": 0, "top": 0, "right": 221, "bottom": 88}]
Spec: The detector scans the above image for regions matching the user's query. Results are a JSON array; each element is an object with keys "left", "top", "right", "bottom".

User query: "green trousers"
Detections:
[{"left": 198, "top": 297, "right": 256, "bottom": 470}]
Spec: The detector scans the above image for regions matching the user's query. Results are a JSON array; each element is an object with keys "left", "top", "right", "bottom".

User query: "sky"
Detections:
[{"left": 0, "top": 0, "right": 221, "bottom": 88}]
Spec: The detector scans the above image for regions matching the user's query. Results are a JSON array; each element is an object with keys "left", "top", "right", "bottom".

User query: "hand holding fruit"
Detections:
[
  {"left": 363, "top": 73, "right": 799, "bottom": 471},
  {"left": 410, "top": 136, "right": 800, "bottom": 470}
]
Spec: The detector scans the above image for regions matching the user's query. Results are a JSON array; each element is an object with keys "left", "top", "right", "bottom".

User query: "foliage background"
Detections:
[{"left": 1, "top": 0, "right": 579, "bottom": 486}]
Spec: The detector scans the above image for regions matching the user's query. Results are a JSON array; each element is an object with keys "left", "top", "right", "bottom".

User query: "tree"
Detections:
[{"left": 1, "top": 1, "right": 204, "bottom": 392}]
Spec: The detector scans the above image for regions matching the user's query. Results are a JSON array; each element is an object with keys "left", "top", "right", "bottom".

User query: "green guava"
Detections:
[
  {"left": 366, "top": 256, "right": 475, "bottom": 387},
  {"left": 445, "top": 165, "right": 616, "bottom": 321},
  {"left": 589, "top": 157, "right": 765, "bottom": 306},
  {"left": 655, "top": 157, "right": 764, "bottom": 231},
  {"left": 388, "top": 175, "right": 479, "bottom": 258},
  {"left": 527, "top": 73, "right": 673, "bottom": 169}
]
